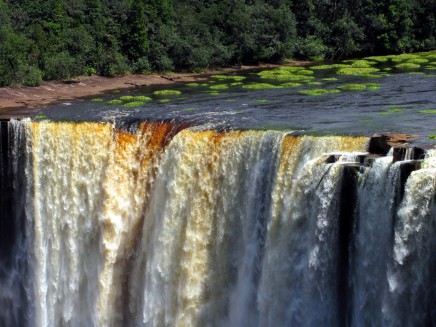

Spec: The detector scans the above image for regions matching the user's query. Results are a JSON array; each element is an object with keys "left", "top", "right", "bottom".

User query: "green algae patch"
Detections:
[
  {"left": 298, "top": 89, "right": 341, "bottom": 96},
  {"left": 181, "top": 107, "right": 194, "bottom": 111},
  {"left": 339, "top": 84, "right": 368, "bottom": 91},
  {"left": 209, "top": 84, "right": 229, "bottom": 90},
  {"left": 231, "top": 82, "right": 243, "bottom": 86},
  {"left": 419, "top": 109, "right": 436, "bottom": 114},
  {"left": 364, "top": 55, "right": 390, "bottom": 63},
  {"left": 123, "top": 101, "right": 145, "bottom": 107},
  {"left": 186, "top": 82, "right": 200, "bottom": 87},
  {"left": 159, "top": 99, "right": 171, "bottom": 103},
  {"left": 91, "top": 98, "right": 104, "bottom": 102},
  {"left": 281, "top": 82, "right": 302, "bottom": 87},
  {"left": 108, "top": 99, "right": 123, "bottom": 104},
  {"left": 388, "top": 108, "right": 404, "bottom": 113},
  {"left": 407, "top": 58, "right": 429, "bottom": 64},
  {"left": 153, "top": 90, "right": 182, "bottom": 96},
  {"left": 395, "top": 63, "right": 420, "bottom": 69},
  {"left": 254, "top": 99, "right": 269, "bottom": 103},
  {"left": 311, "top": 64, "right": 348, "bottom": 70},
  {"left": 408, "top": 72, "right": 425, "bottom": 75},
  {"left": 119, "top": 95, "right": 134, "bottom": 101},
  {"left": 336, "top": 67, "right": 380, "bottom": 76},
  {"left": 427, "top": 135, "right": 436, "bottom": 140},
  {"left": 364, "top": 83, "right": 381, "bottom": 90},
  {"left": 308, "top": 81, "right": 323, "bottom": 85},
  {"left": 261, "top": 74, "right": 314, "bottom": 81},
  {"left": 323, "top": 77, "right": 338, "bottom": 81},
  {"left": 350, "top": 60, "right": 376, "bottom": 68},
  {"left": 295, "top": 69, "right": 314, "bottom": 75},
  {"left": 208, "top": 91, "right": 220, "bottom": 95},
  {"left": 211, "top": 75, "right": 246, "bottom": 81},
  {"left": 133, "top": 96, "right": 152, "bottom": 101},
  {"left": 243, "top": 83, "right": 283, "bottom": 90},
  {"left": 34, "top": 114, "right": 48, "bottom": 120}
]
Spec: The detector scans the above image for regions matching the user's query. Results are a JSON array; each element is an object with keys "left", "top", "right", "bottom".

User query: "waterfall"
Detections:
[{"left": 0, "top": 120, "right": 435, "bottom": 327}]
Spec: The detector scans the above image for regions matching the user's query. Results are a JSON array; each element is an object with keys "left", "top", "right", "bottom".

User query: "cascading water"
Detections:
[{"left": 0, "top": 119, "right": 434, "bottom": 327}]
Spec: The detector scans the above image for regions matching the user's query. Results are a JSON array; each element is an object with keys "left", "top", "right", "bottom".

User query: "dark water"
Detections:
[{"left": 12, "top": 60, "right": 436, "bottom": 144}]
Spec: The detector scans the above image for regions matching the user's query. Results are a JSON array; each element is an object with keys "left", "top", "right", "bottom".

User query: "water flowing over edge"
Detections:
[{"left": 0, "top": 119, "right": 435, "bottom": 327}]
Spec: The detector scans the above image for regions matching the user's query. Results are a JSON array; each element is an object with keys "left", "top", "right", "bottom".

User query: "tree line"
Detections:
[{"left": 0, "top": 0, "right": 435, "bottom": 87}]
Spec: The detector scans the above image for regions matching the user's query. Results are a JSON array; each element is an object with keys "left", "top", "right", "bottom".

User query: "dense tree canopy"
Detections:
[{"left": 0, "top": 0, "right": 435, "bottom": 86}]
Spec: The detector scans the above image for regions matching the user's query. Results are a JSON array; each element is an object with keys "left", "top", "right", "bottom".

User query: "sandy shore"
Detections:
[{"left": 0, "top": 62, "right": 313, "bottom": 119}]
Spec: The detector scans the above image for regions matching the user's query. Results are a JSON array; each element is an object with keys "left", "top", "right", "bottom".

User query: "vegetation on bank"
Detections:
[{"left": 1, "top": 0, "right": 436, "bottom": 87}]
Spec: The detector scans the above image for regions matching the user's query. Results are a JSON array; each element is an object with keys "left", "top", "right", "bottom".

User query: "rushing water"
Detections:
[{"left": 1, "top": 119, "right": 435, "bottom": 326}]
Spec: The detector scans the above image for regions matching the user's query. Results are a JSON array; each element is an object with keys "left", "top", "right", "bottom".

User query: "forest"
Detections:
[{"left": 0, "top": 0, "right": 435, "bottom": 87}]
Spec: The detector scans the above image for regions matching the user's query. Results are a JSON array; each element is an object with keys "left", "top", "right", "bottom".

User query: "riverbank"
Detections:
[{"left": 0, "top": 61, "right": 313, "bottom": 118}]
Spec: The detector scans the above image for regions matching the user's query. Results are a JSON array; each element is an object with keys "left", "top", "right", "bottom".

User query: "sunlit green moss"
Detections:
[
  {"left": 181, "top": 107, "right": 194, "bottom": 111},
  {"left": 298, "top": 88, "right": 341, "bottom": 96},
  {"left": 323, "top": 77, "right": 338, "bottom": 81},
  {"left": 111, "top": 90, "right": 121, "bottom": 94},
  {"left": 209, "top": 84, "right": 228, "bottom": 90},
  {"left": 254, "top": 99, "right": 269, "bottom": 103},
  {"left": 211, "top": 75, "right": 246, "bottom": 81},
  {"left": 339, "top": 84, "right": 367, "bottom": 91},
  {"left": 364, "top": 55, "right": 390, "bottom": 62},
  {"left": 123, "top": 101, "right": 144, "bottom": 107},
  {"left": 91, "top": 98, "right": 104, "bottom": 102},
  {"left": 34, "top": 114, "right": 48, "bottom": 120},
  {"left": 208, "top": 91, "right": 220, "bottom": 95},
  {"left": 364, "top": 83, "right": 381, "bottom": 90},
  {"left": 425, "top": 66, "right": 436, "bottom": 70},
  {"left": 308, "top": 81, "right": 322, "bottom": 85},
  {"left": 277, "top": 66, "right": 304, "bottom": 72},
  {"left": 133, "top": 96, "right": 152, "bottom": 101},
  {"left": 419, "top": 109, "right": 436, "bottom": 114},
  {"left": 295, "top": 69, "right": 314, "bottom": 75},
  {"left": 408, "top": 72, "right": 424, "bottom": 75},
  {"left": 388, "top": 108, "right": 404, "bottom": 112},
  {"left": 350, "top": 60, "right": 375, "bottom": 68},
  {"left": 119, "top": 95, "right": 134, "bottom": 101},
  {"left": 159, "top": 99, "right": 171, "bottom": 103},
  {"left": 260, "top": 73, "right": 314, "bottom": 81},
  {"left": 108, "top": 99, "right": 123, "bottom": 104},
  {"left": 395, "top": 63, "right": 420, "bottom": 69},
  {"left": 281, "top": 82, "right": 302, "bottom": 87},
  {"left": 427, "top": 135, "right": 436, "bottom": 140},
  {"left": 407, "top": 58, "right": 429, "bottom": 64},
  {"left": 311, "top": 64, "right": 348, "bottom": 70},
  {"left": 231, "top": 82, "right": 243, "bottom": 86},
  {"left": 153, "top": 90, "right": 182, "bottom": 95},
  {"left": 243, "top": 83, "right": 283, "bottom": 89},
  {"left": 336, "top": 67, "right": 380, "bottom": 75},
  {"left": 186, "top": 82, "right": 200, "bottom": 87}
]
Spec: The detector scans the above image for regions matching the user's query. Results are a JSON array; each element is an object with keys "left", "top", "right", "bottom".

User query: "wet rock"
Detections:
[{"left": 368, "top": 133, "right": 419, "bottom": 155}]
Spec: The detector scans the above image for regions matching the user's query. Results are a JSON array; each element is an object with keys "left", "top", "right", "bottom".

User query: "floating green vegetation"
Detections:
[
  {"left": 281, "top": 82, "right": 302, "bottom": 87},
  {"left": 350, "top": 60, "right": 375, "bottom": 68},
  {"left": 208, "top": 91, "right": 220, "bottom": 95},
  {"left": 133, "top": 96, "right": 152, "bottom": 101},
  {"left": 311, "top": 64, "right": 348, "bottom": 70},
  {"left": 108, "top": 99, "right": 123, "bottom": 104},
  {"left": 119, "top": 95, "right": 134, "bottom": 101},
  {"left": 91, "top": 98, "right": 104, "bottom": 102},
  {"left": 323, "top": 77, "right": 338, "bottom": 81},
  {"left": 159, "top": 99, "right": 171, "bottom": 103},
  {"left": 339, "top": 84, "right": 368, "bottom": 91},
  {"left": 200, "top": 83, "right": 209, "bottom": 86},
  {"left": 419, "top": 109, "right": 436, "bottom": 114},
  {"left": 231, "top": 82, "right": 243, "bottom": 86},
  {"left": 153, "top": 90, "right": 182, "bottom": 95},
  {"left": 298, "top": 88, "right": 341, "bottom": 96},
  {"left": 427, "top": 135, "right": 436, "bottom": 140},
  {"left": 407, "top": 58, "right": 429, "bottom": 64},
  {"left": 261, "top": 74, "right": 314, "bottom": 81},
  {"left": 308, "top": 81, "right": 323, "bottom": 85},
  {"left": 424, "top": 53, "right": 436, "bottom": 60},
  {"left": 388, "top": 108, "right": 404, "bottom": 113},
  {"left": 364, "top": 55, "right": 390, "bottom": 62},
  {"left": 336, "top": 67, "right": 380, "bottom": 75},
  {"left": 209, "top": 84, "right": 229, "bottom": 90},
  {"left": 243, "top": 83, "right": 283, "bottom": 89},
  {"left": 123, "top": 101, "right": 144, "bottom": 107},
  {"left": 111, "top": 90, "right": 121, "bottom": 94},
  {"left": 408, "top": 72, "right": 425, "bottom": 75},
  {"left": 425, "top": 66, "right": 436, "bottom": 70},
  {"left": 34, "top": 114, "right": 48, "bottom": 120},
  {"left": 186, "top": 82, "right": 200, "bottom": 87},
  {"left": 181, "top": 107, "right": 194, "bottom": 111},
  {"left": 396, "top": 53, "right": 421, "bottom": 60},
  {"left": 359, "top": 119, "right": 371, "bottom": 124},
  {"left": 254, "top": 99, "right": 269, "bottom": 103},
  {"left": 211, "top": 75, "right": 246, "bottom": 81},
  {"left": 395, "top": 63, "right": 421, "bottom": 69},
  {"left": 277, "top": 66, "right": 304, "bottom": 72},
  {"left": 364, "top": 83, "right": 381, "bottom": 90},
  {"left": 295, "top": 69, "right": 314, "bottom": 75},
  {"left": 384, "top": 67, "right": 393, "bottom": 71}
]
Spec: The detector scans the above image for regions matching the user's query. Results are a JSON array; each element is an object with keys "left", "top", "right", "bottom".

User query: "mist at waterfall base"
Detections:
[{"left": 1, "top": 119, "right": 435, "bottom": 327}]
